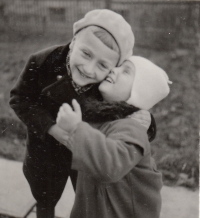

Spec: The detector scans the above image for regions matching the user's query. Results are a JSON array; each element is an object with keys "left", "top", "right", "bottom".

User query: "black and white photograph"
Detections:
[{"left": 0, "top": 0, "right": 199, "bottom": 218}]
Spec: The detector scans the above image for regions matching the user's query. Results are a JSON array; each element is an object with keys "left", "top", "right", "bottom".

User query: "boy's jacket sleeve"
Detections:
[
  {"left": 9, "top": 47, "right": 57, "bottom": 141},
  {"left": 71, "top": 120, "right": 150, "bottom": 183}
]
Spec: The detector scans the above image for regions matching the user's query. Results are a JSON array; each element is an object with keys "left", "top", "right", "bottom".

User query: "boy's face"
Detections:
[
  {"left": 69, "top": 29, "right": 119, "bottom": 87},
  {"left": 99, "top": 61, "right": 135, "bottom": 102}
]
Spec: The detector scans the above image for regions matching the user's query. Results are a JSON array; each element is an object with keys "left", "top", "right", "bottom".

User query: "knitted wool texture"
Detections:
[
  {"left": 73, "top": 9, "right": 134, "bottom": 66},
  {"left": 126, "top": 56, "right": 171, "bottom": 110}
]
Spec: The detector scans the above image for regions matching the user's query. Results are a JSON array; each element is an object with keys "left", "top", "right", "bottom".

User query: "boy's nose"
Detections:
[{"left": 83, "top": 62, "right": 95, "bottom": 76}]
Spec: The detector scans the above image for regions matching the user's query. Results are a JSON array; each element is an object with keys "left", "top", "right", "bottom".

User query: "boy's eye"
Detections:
[
  {"left": 83, "top": 51, "right": 90, "bottom": 57},
  {"left": 100, "top": 63, "right": 108, "bottom": 69}
]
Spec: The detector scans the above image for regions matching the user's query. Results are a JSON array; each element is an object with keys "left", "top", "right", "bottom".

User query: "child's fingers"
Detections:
[
  {"left": 56, "top": 113, "right": 63, "bottom": 125},
  {"left": 56, "top": 115, "right": 59, "bottom": 124},
  {"left": 57, "top": 107, "right": 69, "bottom": 124},
  {"left": 72, "top": 99, "right": 81, "bottom": 114},
  {"left": 57, "top": 108, "right": 66, "bottom": 119},
  {"left": 62, "top": 103, "right": 73, "bottom": 113},
  {"left": 134, "top": 110, "right": 151, "bottom": 120},
  {"left": 58, "top": 106, "right": 64, "bottom": 114},
  {"left": 135, "top": 109, "right": 150, "bottom": 117},
  {"left": 56, "top": 109, "right": 64, "bottom": 121},
  {"left": 58, "top": 105, "right": 67, "bottom": 115}
]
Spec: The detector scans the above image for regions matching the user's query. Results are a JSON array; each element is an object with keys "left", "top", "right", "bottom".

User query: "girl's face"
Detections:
[
  {"left": 70, "top": 30, "right": 119, "bottom": 87},
  {"left": 99, "top": 61, "right": 135, "bottom": 102}
]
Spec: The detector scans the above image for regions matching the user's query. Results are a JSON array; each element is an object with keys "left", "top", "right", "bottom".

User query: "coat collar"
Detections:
[
  {"left": 41, "top": 73, "right": 81, "bottom": 104},
  {"left": 40, "top": 42, "right": 81, "bottom": 104},
  {"left": 41, "top": 72, "right": 101, "bottom": 105}
]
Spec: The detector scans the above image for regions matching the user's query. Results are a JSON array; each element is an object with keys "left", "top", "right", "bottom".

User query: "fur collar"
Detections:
[
  {"left": 81, "top": 98, "right": 156, "bottom": 142},
  {"left": 81, "top": 98, "right": 139, "bottom": 123}
]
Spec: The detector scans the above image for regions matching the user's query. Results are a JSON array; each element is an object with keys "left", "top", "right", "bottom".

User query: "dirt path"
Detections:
[
  {"left": 0, "top": 158, "right": 199, "bottom": 218},
  {"left": 160, "top": 186, "right": 199, "bottom": 218}
]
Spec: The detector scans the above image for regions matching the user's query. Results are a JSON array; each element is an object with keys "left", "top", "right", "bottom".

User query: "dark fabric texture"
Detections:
[
  {"left": 81, "top": 98, "right": 139, "bottom": 123},
  {"left": 9, "top": 43, "right": 102, "bottom": 212}
]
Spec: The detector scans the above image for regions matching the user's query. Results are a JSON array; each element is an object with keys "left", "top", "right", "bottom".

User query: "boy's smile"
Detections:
[
  {"left": 69, "top": 29, "right": 119, "bottom": 87},
  {"left": 77, "top": 67, "right": 92, "bottom": 79}
]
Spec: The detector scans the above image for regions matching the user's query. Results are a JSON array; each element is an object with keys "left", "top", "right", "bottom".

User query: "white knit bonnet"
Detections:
[{"left": 126, "top": 56, "right": 172, "bottom": 110}]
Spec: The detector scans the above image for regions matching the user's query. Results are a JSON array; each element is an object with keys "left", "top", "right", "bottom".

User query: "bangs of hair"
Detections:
[{"left": 79, "top": 26, "right": 120, "bottom": 54}]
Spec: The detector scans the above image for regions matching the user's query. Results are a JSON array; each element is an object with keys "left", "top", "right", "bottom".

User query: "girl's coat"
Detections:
[{"left": 69, "top": 118, "right": 162, "bottom": 218}]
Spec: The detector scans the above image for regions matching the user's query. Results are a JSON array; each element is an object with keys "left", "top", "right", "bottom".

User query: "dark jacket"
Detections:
[
  {"left": 70, "top": 119, "right": 162, "bottom": 218},
  {"left": 9, "top": 43, "right": 101, "bottom": 177}
]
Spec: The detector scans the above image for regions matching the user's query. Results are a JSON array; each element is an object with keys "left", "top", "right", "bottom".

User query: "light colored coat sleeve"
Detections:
[{"left": 70, "top": 119, "right": 150, "bottom": 183}]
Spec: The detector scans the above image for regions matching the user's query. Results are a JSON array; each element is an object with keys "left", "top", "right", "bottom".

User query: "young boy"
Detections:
[
  {"left": 56, "top": 56, "right": 171, "bottom": 218},
  {"left": 9, "top": 9, "right": 144, "bottom": 218}
]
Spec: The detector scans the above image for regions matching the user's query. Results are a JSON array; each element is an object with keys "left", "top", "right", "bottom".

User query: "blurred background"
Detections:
[{"left": 0, "top": 0, "right": 199, "bottom": 189}]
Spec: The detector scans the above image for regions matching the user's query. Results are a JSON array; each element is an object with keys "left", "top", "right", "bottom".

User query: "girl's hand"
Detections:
[
  {"left": 56, "top": 99, "right": 82, "bottom": 133},
  {"left": 48, "top": 123, "right": 70, "bottom": 146},
  {"left": 127, "top": 110, "right": 151, "bottom": 130}
]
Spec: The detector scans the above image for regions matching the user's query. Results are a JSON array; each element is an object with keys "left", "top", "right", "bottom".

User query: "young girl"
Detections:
[{"left": 57, "top": 56, "right": 171, "bottom": 218}]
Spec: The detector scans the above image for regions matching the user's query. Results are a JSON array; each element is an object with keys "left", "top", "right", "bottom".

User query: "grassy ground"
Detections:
[{"left": 0, "top": 30, "right": 199, "bottom": 189}]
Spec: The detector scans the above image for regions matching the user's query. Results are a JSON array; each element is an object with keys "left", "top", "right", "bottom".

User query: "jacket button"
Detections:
[{"left": 57, "top": 75, "right": 62, "bottom": 80}]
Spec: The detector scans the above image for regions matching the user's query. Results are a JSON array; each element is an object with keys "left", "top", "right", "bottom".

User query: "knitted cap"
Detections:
[
  {"left": 73, "top": 9, "right": 134, "bottom": 66},
  {"left": 126, "top": 56, "right": 171, "bottom": 110}
]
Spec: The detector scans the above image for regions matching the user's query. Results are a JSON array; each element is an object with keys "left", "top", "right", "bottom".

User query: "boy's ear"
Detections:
[
  {"left": 69, "top": 35, "right": 77, "bottom": 50},
  {"left": 69, "top": 41, "right": 74, "bottom": 50}
]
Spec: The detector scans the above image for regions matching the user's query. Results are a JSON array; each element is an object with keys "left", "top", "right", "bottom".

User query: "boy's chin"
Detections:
[{"left": 72, "top": 75, "right": 90, "bottom": 87}]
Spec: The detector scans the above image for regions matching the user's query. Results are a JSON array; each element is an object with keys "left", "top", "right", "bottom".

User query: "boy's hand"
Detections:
[
  {"left": 56, "top": 99, "right": 82, "bottom": 133},
  {"left": 127, "top": 110, "right": 151, "bottom": 130},
  {"left": 48, "top": 124, "right": 69, "bottom": 146}
]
